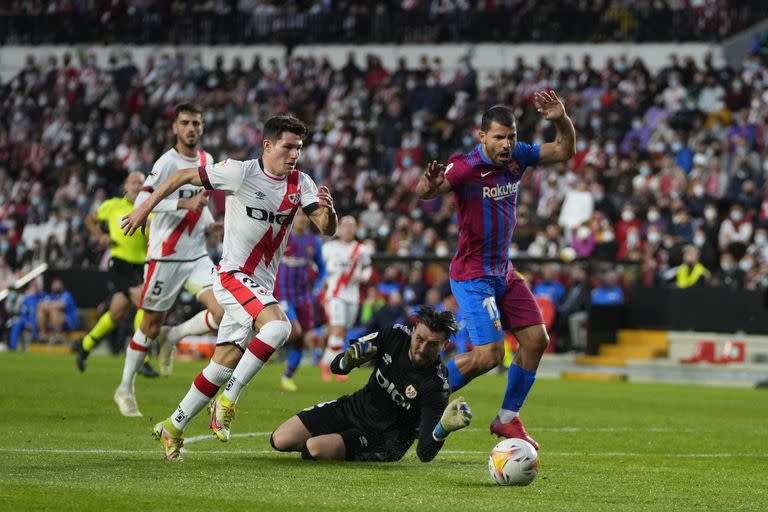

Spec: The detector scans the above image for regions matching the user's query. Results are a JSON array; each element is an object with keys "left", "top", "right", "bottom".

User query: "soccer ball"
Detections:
[{"left": 488, "top": 438, "right": 539, "bottom": 486}]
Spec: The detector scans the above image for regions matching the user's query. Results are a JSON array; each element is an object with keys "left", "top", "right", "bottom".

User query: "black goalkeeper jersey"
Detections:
[{"left": 330, "top": 323, "right": 451, "bottom": 461}]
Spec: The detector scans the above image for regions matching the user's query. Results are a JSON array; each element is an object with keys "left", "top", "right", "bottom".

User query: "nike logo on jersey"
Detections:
[{"left": 480, "top": 171, "right": 493, "bottom": 177}]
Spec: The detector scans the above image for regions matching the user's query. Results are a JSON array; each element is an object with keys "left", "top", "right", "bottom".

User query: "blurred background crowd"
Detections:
[
  {"left": 2, "top": 1, "right": 768, "bottom": 351},
  {"left": 1, "top": 1, "right": 766, "bottom": 44}
]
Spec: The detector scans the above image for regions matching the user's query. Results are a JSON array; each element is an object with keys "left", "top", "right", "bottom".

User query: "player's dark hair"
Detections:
[
  {"left": 173, "top": 103, "right": 203, "bottom": 121},
  {"left": 263, "top": 115, "right": 308, "bottom": 142},
  {"left": 416, "top": 306, "right": 458, "bottom": 337},
  {"left": 481, "top": 105, "right": 516, "bottom": 132}
]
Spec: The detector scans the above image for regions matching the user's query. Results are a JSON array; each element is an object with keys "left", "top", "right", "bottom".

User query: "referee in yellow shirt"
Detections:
[{"left": 75, "top": 171, "right": 157, "bottom": 376}]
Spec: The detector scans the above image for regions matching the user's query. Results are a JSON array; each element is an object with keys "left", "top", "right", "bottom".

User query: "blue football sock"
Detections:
[
  {"left": 446, "top": 358, "right": 469, "bottom": 391},
  {"left": 501, "top": 364, "right": 537, "bottom": 412},
  {"left": 285, "top": 348, "right": 303, "bottom": 378},
  {"left": 312, "top": 347, "right": 322, "bottom": 365}
]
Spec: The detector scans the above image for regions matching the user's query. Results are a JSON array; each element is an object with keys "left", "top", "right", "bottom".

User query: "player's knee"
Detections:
[
  {"left": 259, "top": 320, "right": 292, "bottom": 349},
  {"left": 269, "top": 431, "right": 286, "bottom": 452},
  {"left": 142, "top": 322, "right": 162, "bottom": 340},
  {"left": 523, "top": 329, "right": 550, "bottom": 357}
]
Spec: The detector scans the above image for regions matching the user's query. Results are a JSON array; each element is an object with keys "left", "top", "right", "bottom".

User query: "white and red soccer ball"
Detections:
[{"left": 488, "top": 438, "right": 539, "bottom": 486}]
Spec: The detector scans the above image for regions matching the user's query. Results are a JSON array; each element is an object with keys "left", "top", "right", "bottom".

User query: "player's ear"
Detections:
[{"left": 263, "top": 137, "right": 271, "bottom": 152}]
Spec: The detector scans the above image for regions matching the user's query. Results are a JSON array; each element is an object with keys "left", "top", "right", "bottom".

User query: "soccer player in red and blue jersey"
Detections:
[
  {"left": 274, "top": 210, "right": 325, "bottom": 391},
  {"left": 416, "top": 91, "right": 575, "bottom": 449}
]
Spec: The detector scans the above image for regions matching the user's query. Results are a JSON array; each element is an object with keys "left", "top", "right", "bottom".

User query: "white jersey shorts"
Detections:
[
  {"left": 325, "top": 297, "right": 359, "bottom": 330},
  {"left": 214, "top": 270, "right": 278, "bottom": 350},
  {"left": 139, "top": 256, "right": 216, "bottom": 312}
]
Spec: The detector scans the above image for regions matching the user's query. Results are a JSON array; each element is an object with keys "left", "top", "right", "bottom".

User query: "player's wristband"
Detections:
[{"left": 432, "top": 421, "right": 449, "bottom": 442}]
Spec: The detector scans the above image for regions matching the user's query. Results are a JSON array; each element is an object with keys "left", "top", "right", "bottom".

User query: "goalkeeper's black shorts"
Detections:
[{"left": 297, "top": 396, "right": 413, "bottom": 462}]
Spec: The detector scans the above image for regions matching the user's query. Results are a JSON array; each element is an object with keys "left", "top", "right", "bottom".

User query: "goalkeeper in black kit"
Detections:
[{"left": 270, "top": 307, "right": 473, "bottom": 462}]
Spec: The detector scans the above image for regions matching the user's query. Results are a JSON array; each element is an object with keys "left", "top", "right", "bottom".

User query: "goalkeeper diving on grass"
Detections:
[{"left": 270, "top": 306, "right": 472, "bottom": 462}]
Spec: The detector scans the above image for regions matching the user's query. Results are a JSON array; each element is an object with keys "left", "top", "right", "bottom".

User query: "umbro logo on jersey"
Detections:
[
  {"left": 254, "top": 191, "right": 266, "bottom": 200},
  {"left": 382, "top": 353, "right": 392, "bottom": 365}
]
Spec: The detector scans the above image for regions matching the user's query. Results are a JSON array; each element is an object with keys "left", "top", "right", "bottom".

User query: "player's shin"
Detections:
[
  {"left": 83, "top": 312, "right": 118, "bottom": 351},
  {"left": 223, "top": 320, "right": 291, "bottom": 402},
  {"left": 167, "top": 309, "right": 219, "bottom": 345},
  {"left": 446, "top": 358, "right": 470, "bottom": 391},
  {"left": 284, "top": 347, "right": 303, "bottom": 378},
  {"left": 321, "top": 334, "right": 344, "bottom": 365},
  {"left": 117, "top": 328, "right": 151, "bottom": 394},
  {"left": 498, "top": 364, "right": 537, "bottom": 422},
  {"left": 171, "top": 361, "right": 233, "bottom": 431}
]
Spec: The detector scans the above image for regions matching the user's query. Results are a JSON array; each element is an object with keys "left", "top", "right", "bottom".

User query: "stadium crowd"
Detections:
[
  {"left": 0, "top": 1, "right": 765, "bottom": 45},
  {"left": 2, "top": 38, "right": 768, "bottom": 348}
]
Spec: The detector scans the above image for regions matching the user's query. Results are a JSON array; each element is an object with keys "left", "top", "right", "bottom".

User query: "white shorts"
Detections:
[
  {"left": 139, "top": 256, "right": 216, "bottom": 312},
  {"left": 214, "top": 271, "right": 278, "bottom": 350},
  {"left": 325, "top": 297, "right": 359, "bottom": 329}
]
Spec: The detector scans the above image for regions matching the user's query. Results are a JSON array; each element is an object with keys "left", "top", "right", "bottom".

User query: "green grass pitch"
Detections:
[{"left": 1, "top": 352, "right": 766, "bottom": 511}]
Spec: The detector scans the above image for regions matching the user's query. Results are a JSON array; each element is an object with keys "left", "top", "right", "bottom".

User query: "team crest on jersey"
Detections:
[
  {"left": 405, "top": 384, "right": 417, "bottom": 399},
  {"left": 256, "top": 288, "right": 271, "bottom": 296},
  {"left": 215, "top": 159, "right": 229, "bottom": 167},
  {"left": 494, "top": 319, "right": 502, "bottom": 331},
  {"left": 287, "top": 193, "right": 301, "bottom": 205}
]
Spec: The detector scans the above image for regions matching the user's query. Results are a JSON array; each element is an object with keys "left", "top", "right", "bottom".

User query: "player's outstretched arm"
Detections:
[
  {"left": 309, "top": 186, "right": 338, "bottom": 236},
  {"left": 416, "top": 161, "right": 452, "bottom": 200},
  {"left": 536, "top": 90, "right": 576, "bottom": 165},
  {"left": 416, "top": 396, "right": 473, "bottom": 462},
  {"left": 330, "top": 338, "right": 378, "bottom": 375},
  {"left": 121, "top": 167, "right": 202, "bottom": 235}
]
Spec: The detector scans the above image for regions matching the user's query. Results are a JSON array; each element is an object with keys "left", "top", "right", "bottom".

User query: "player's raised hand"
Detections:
[
  {"left": 341, "top": 338, "right": 378, "bottom": 370},
  {"left": 121, "top": 205, "right": 150, "bottom": 236},
  {"left": 534, "top": 90, "right": 566, "bottom": 120},
  {"left": 424, "top": 160, "right": 446, "bottom": 188},
  {"left": 317, "top": 186, "right": 335, "bottom": 212}
]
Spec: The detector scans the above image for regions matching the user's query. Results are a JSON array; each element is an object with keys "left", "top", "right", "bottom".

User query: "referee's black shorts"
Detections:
[
  {"left": 107, "top": 258, "right": 145, "bottom": 296},
  {"left": 297, "top": 396, "right": 414, "bottom": 462}
]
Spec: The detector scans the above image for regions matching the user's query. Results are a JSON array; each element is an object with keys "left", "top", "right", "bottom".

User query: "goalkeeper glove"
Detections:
[
  {"left": 433, "top": 397, "right": 473, "bottom": 441},
  {"left": 339, "top": 339, "right": 378, "bottom": 371}
]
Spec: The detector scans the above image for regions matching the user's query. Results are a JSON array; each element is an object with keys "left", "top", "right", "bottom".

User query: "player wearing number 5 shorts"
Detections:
[
  {"left": 113, "top": 104, "right": 225, "bottom": 418},
  {"left": 416, "top": 96, "right": 576, "bottom": 450},
  {"left": 320, "top": 215, "right": 372, "bottom": 382},
  {"left": 121, "top": 115, "right": 338, "bottom": 461}
]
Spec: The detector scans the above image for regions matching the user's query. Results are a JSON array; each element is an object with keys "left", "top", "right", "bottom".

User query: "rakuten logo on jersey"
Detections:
[
  {"left": 375, "top": 369, "right": 411, "bottom": 410},
  {"left": 245, "top": 207, "right": 292, "bottom": 225},
  {"left": 482, "top": 182, "right": 518, "bottom": 200}
]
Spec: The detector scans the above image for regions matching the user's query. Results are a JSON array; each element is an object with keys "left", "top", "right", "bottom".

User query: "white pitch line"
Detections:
[{"left": 1, "top": 447, "right": 766, "bottom": 458}]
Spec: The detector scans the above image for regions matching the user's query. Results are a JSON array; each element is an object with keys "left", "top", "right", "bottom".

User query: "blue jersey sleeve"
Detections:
[{"left": 514, "top": 141, "right": 541, "bottom": 169}]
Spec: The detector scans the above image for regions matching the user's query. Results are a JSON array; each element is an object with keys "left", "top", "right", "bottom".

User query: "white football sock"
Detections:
[
  {"left": 118, "top": 329, "right": 151, "bottom": 394},
  {"left": 223, "top": 320, "right": 291, "bottom": 403},
  {"left": 171, "top": 361, "right": 233, "bottom": 431},
  {"left": 322, "top": 334, "right": 345, "bottom": 365},
  {"left": 498, "top": 409, "right": 519, "bottom": 424},
  {"left": 167, "top": 310, "right": 219, "bottom": 345}
]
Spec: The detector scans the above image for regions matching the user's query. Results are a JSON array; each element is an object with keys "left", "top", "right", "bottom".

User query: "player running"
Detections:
[
  {"left": 270, "top": 306, "right": 472, "bottom": 462},
  {"left": 76, "top": 171, "right": 157, "bottom": 378},
  {"left": 113, "top": 104, "right": 225, "bottom": 417},
  {"left": 319, "top": 215, "right": 372, "bottom": 382},
  {"left": 415, "top": 92, "right": 575, "bottom": 449},
  {"left": 274, "top": 209, "right": 325, "bottom": 391},
  {"left": 121, "top": 115, "right": 337, "bottom": 461}
]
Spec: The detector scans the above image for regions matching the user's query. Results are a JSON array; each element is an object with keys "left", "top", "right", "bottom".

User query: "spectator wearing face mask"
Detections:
[
  {"left": 718, "top": 204, "right": 753, "bottom": 257},
  {"left": 712, "top": 252, "right": 744, "bottom": 289},
  {"left": 692, "top": 228, "right": 718, "bottom": 269},
  {"left": 615, "top": 205, "right": 640, "bottom": 255}
]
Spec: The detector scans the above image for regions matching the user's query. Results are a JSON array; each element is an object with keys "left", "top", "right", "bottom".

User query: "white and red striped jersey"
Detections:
[
  {"left": 139, "top": 148, "right": 215, "bottom": 261},
  {"left": 322, "top": 239, "right": 372, "bottom": 303},
  {"left": 198, "top": 158, "right": 320, "bottom": 291}
]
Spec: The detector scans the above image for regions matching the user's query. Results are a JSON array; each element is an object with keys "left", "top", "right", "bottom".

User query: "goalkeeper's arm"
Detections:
[
  {"left": 330, "top": 338, "right": 378, "bottom": 375},
  {"left": 416, "top": 396, "right": 473, "bottom": 463}
]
